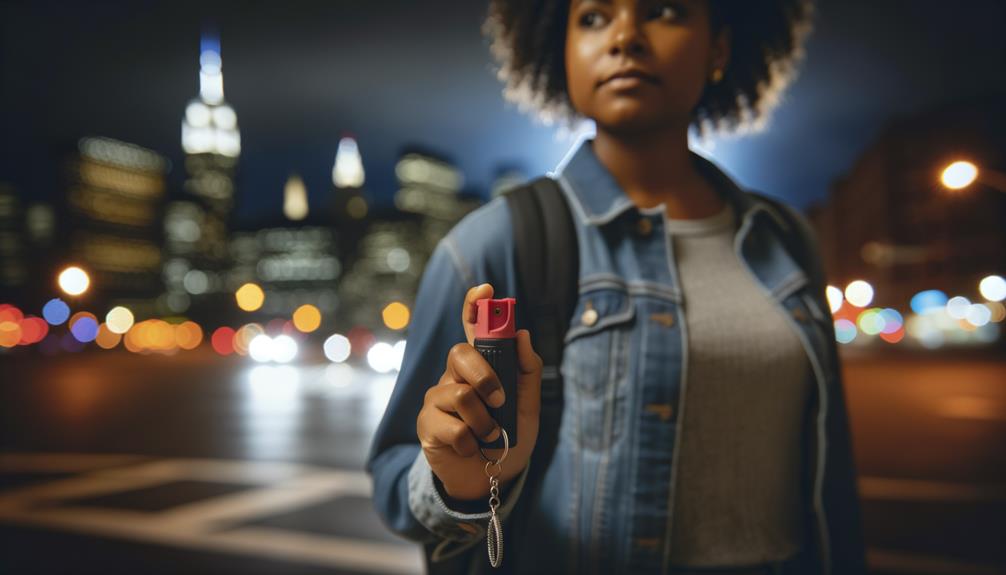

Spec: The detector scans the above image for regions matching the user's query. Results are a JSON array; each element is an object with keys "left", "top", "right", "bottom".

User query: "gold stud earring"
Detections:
[{"left": 711, "top": 68, "right": 724, "bottom": 84}]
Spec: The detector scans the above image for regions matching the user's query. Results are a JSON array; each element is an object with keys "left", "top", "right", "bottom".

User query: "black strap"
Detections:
[{"left": 505, "top": 176, "right": 578, "bottom": 404}]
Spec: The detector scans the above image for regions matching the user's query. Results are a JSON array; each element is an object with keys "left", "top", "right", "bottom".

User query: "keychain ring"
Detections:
[{"left": 478, "top": 427, "right": 509, "bottom": 465}]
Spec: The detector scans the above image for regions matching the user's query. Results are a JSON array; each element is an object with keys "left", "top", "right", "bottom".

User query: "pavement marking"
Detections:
[
  {"left": 0, "top": 452, "right": 149, "bottom": 473},
  {"left": 859, "top": 476, "right": 1006, "bottom": 502},
  {"left": 0, "top": 452, "right": 423, "bottom": 574}
]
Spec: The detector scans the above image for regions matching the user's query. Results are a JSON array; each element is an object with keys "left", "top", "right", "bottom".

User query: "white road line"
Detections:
[
  {"left": 0, "top": 452, "right": 148, "bottom": 473},
  {"left": 156, "top": 472, "right": 369, "bottom": 529},
  {"left": 0, "top": 453, "right": 423, "bottom": 574}
]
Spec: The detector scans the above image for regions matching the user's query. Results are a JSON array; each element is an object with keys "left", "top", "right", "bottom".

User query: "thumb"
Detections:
[
  {"left": 515, "top": 329, "right": 542, "bottom": 420},
  {"left": 462, "top": 283, "right": 494, "bottom": 346}
]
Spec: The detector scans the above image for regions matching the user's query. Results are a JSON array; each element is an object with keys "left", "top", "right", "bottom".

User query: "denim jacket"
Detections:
[{"left": 366, "top": 137, "right": 866, "bottom": 575}]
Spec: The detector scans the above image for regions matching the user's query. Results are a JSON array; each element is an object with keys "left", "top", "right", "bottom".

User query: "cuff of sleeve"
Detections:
[{"left": 407, "top": 448, "right": 531, "bottom": 556}]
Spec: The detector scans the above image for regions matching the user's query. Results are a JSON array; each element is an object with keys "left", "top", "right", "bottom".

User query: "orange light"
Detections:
[
  {"left": 175, "top": 321, "right": 203, "bottom": 350},
  {"left": 382, "top": 302, "right": 411, "bottom": 331},
  {"left": 95, "top": 323, "right": 122, "bottom": 349},
  {"left": 235, "top": 283, "right": 265, "bottom": 312},
  {"left": 292, "top": 304, "right": 322, "bottom": 333},
  {"left": 0, "top": 321, "right": 22, "bottom": 348}
]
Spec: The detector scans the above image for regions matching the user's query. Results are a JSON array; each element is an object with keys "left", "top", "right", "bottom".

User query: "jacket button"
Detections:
[
  {"left": 581, "top": 307, "right": 598, "bottom": 327},
  {"left": 635, "top": 537, "right": 660, "bottom": 549},
  {"left": 644, "top": 403, "right": 674, "bottom": 421},
  {"left": 791, "top": 307, "right": 808, "bottom": 323},
  {"left": 636, "top": 217, "right": 653, "bottom": 237},
  {"left": 649, "top": 312, "right": 675, "bottom": 328}
]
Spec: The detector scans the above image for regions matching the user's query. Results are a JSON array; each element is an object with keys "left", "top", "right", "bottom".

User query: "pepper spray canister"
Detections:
[{"left": 474, "top": 297, "right": 518, "bottom": 450}]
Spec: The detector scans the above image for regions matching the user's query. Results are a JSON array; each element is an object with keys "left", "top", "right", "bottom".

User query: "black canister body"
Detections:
[{"left": 474, "top": 336, "right": 518, "bottom": 449}]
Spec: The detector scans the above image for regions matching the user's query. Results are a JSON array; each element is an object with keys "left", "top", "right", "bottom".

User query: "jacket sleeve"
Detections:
[
  {"left": 786, "top": 206, "right": 868, "bottom": 575},
  {"left": 365, "top": 202, "right": 530, "bottom": 562}
]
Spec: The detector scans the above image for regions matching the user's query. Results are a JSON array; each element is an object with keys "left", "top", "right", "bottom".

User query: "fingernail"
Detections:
[{"left": 489, "top": 389, "right": 505, "bottom": 407}]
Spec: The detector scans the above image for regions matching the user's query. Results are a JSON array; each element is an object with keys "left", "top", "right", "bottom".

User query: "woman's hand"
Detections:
[{"left": 416, "top": 283, "right": 543, "bottom": 501}]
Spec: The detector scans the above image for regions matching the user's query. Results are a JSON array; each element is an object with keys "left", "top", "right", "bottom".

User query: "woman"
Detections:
[{"left": 367, "top": 0, "right": 866, "bottom": 573}]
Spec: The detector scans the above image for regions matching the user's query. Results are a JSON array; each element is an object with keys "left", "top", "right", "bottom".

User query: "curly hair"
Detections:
[{"left": 482, "top": 0, "right": 814, "bottom": 135}]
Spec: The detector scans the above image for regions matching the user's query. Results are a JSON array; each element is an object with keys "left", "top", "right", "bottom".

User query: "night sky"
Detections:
[{"left": 2, "top": 0, "right": 1004, "bottom": 225}]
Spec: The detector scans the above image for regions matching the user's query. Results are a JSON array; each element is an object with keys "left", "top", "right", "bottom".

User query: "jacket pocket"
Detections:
[{"left": 561, "top": 287, "right": 635, "bottom": 450}]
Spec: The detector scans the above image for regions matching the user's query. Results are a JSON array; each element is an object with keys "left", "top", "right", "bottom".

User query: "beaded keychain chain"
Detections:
[{"left": 479, "top": 427, "right": 510, "bottom": 568}]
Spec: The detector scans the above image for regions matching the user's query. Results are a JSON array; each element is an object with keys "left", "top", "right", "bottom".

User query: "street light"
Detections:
[
  {"left": 939, "top": 160, "right": 1006, "bottom": 193},
  {"left": 940, "top": 161, "right": 978, "bottom": 190}
]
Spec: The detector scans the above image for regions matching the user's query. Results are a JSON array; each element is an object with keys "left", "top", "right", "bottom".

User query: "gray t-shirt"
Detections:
[{"left": 666, "top": 202, "right": 811, "bottom": 567}]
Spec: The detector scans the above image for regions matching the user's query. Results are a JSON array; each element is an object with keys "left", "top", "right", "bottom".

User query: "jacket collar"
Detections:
[{"left": 550, "top": 135, "right": 758, "bottom": 227}]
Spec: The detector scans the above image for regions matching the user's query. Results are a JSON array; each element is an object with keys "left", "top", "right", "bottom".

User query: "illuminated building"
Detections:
[
  {"left": 229, "top": 219, "right": 341, "bottom": 320},
  {"left": 807, "top": 100, "right": 1006, "bottom": 348},
  {"left": 61, "top": 137, "right": 169, "bottom": 315},
  {"left": 0, "top": 185, "right": 28, "bottom": 296},
  {"left": 164, "top": 32, "right": 241, "bottom": 316},
  {"left": 336, "top": 148, "right": 481, "bottom": 334},
  {"left": 393, "top": 147, "right": 480, "bottom": 261}
]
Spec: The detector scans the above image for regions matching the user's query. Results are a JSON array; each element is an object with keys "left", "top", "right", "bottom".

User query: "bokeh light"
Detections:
[
  {"left": 910, "top": 290, "right": 948, "bottom": 315},
  {"left": 382, "top": 302, "right": 410, "bottom": 330},
  {"left": 940, "top": 160, "right": 978, "bottom": 190},
  {"left": 0, "top": 321, "right": 22, "bottom": 348},
  {"left": 212, "top": 326, "right": 236, "bottom": 355},
  {"left": 844, "top": 280, "right": 874, "bottom": 308},
  {"left": 58, "top": 266, "right": 90, "bottom": 296},
  {"left": 18, "top": 317, "right": 48, "bottom": 345},
  {"left": 979, "top": 274, "right": 1006, "bottom": 302},
  {"left": 987, "top": 301, "right": 1006, "bottom": 323},
  {"left": 105, "top": 306, "right": 135, "bottom": 334},
  {"left": 825, "top": 286, "right": 844, "bottom": 314},
  {"left": 175, "top": 321, "right": 204, "bottom": 350},
  {"left": 292, "top": 304, "right": 322, "bottom": 333},
  {"left": 42, "top": 299, "right": 71, "bottom": 325},
  {"left": 235, "top": 283, "right": 265, "bottom": 312},
  {"left": 966, "top": 304, "right": 992, "bottom": 327},
  {"left": 233, "top": 323, "right": 264, "bottom": 356},
  {"left": 834, "top": 319, "right": 857, "bottom": 344},
  {"left": 878, "top": 308, "right": 904, "bottom": 334},
  {"left": 946, "top": 296, "right": 971, "bottom": 319},
  {"left": 857, "top": 308, "right": 886, "bottom": 336},
  {"left": 95, "top": 324, "right": 122, "bottom": 349},
  {"left": 323, "top": 334, "right": 351, "bottom": 363},
  {"left": 249, "top": 334, "right": 274, "bottom": 363},
  {"left": 272, "top": 334, "right": 298, "bottom": 363},
  {"left": 70, "top": 316, "right": 99, "bottom": 343},
  {"left": 0, "top": 304, "right": 24, "bottom": 324},
  {"left": 367, "top": 341, "right": 397, "bottom": 373}
]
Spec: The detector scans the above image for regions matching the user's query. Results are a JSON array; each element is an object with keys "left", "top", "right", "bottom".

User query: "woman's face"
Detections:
[{"left": 564, "top": 0, "right": 727, "bottom": 135}]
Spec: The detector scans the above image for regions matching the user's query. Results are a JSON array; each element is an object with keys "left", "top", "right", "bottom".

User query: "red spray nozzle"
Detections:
[{"left": 475, "top": 298, "right": 516, "bottom": 339}]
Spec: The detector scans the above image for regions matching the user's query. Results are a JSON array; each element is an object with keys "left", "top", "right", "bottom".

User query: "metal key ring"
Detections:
[{"left": 478, "top": 427, "right": 509, "bottom": 465}]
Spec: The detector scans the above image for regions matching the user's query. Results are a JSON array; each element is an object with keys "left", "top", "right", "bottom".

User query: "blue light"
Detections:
[
  {"left": 42, "top": 298, "right": 71, "bottom": 325},
  {"left": 70, "top": 317, "right": 98, "bottom": 343},
  {"left": 910, "top": 290, "right": 948, "bottom": 315}
]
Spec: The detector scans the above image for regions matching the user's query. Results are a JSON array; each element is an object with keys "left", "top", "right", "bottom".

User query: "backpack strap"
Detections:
[{"left": 505, "top": 176, "right": 579, "bottom": 404}]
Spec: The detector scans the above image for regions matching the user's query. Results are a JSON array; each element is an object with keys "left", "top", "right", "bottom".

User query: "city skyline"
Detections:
[{"left": 2, "top": 0, "right": 1005, "bottom": 226}]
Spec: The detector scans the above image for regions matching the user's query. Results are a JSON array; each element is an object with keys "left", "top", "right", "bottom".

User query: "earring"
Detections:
[{"left": 711, "top": 68, "right": 724, "bottom": 84}]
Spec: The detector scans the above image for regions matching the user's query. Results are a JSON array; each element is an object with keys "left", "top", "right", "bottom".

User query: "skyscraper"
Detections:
[{"left": 165, "top": 32, "right": 241, "bottom": 316}]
